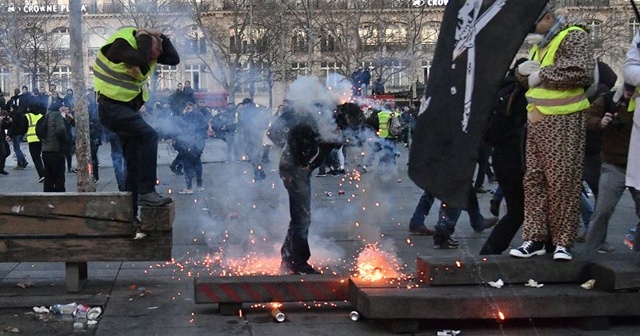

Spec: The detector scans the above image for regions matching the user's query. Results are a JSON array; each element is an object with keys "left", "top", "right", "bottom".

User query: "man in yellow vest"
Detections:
[
  {"left": 25, "top": 104, "right": 45, "bottom": 183},
  {"left": 509, "top": 7, "right": 594, "bottom": 261},
  {"left": 94, "top": 27, "right": 180, "bottom": 216}
]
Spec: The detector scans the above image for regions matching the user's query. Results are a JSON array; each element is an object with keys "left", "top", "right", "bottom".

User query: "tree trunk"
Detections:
[{"left": 69, "top": 0, "right": 93, "bottom": 192}]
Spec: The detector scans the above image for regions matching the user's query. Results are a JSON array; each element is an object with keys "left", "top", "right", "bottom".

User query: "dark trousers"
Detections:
[
  {"left": 409, "top": 191, "right": 435, "bottom": 230},
  {"left": 99, "top": 98, "right": 159, "bottom": 214},
  {"left": 480, "top": 149, "right": 525, "bottom": 255},
  {"left": 474, "top": 144, "right": 494, "bottom": 189},
  {"left": 42, "top": 151, "right": 66, "bottom": 192},
  {"left": 181, "top": 149, "right": 202, "bottom": 189},
  {"left": 0, "top": 138, "right": 8, "bottom": 172},
  {"left": 434, "top": 187, "right": 486, "bottom": 245},
  {"left": 280, "top": 165, "right": 312, "bottom": 268},
  {"left": 90, "top": 138, "right": 100, "bottom": 181},
  {"left": 28, "top": 142, "right": 45, "bottom": 178},
  {"left": 11, "top": 135, "right": 27, "bottom": 166}
]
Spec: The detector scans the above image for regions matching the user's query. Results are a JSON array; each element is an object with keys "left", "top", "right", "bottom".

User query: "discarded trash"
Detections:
[
  {"left": 324, "top": 191, "right": 333, "bottom": 197},
  {"left": 581, "top": 279, "right": 596, "bottom": 290},
  {"left": 87, "top": 320, "right": 98, "bottom": 328},
  {"left": 147, "top": 306, "right": 160, "bottom": 310},
  {"left": 87, "top": 307, "right": 102, "bottom": 320},
  {"left": 525, "top": 279, "right": 544, "bottom": 288},
  {"left": 487, "top": 279, "right": 504, "bottom": 288},
  {"left": 17, "top": 282, "right": 33, "bottom": 288},
  {"left": 4, "top": 327, "right": 19, "bottom": 333},
  {"left": 74, "top": 304, "right": 90, "bottom": 318},
  {"left": 270, "top": 307, "right": 285, "bottom": 322},
  {"left": 33, "top": 306, "right": 50, "bottom": 314},
  {"left": 437, "top": 330, "right": 461, "bottom": 336},
  {"left": 350, "top": 311, "right": 360, "bottom": 321},
  {"left": 50, "top": 302, "right": 77, "bottom": 315},
  {"left": 338, "top": 190, "right": 345, "bottom": 195},
  {"left": 134, "top": 232, "right": 147, "bottom": 240}
]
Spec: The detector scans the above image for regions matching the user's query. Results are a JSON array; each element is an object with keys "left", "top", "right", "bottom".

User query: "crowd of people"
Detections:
[{"left": 4, "top": 8, "right": 640, "bottom": 275}]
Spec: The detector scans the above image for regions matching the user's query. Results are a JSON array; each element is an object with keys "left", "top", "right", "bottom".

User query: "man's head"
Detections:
[
  {"left": 533, "top": 7, "right": 567, "bottom": 35},
  {"left": 150, "top": 35, "right": 163, "bottom": 60},
  {"left": 185, "top": 81, "right": 191, "bottom": 88},
  {"left": 21, "top": 86, "right": 28, "bottom": 94},
  {"left": 177, "top": 83, "right": 183, "bottom": 91},
  {"left": 49, "top": 84, "right": 56, "bottom": 93}
]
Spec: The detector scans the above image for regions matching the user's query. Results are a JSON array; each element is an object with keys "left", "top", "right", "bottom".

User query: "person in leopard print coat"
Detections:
[{"left": 509, "top": 8, "right": 594, "bottom": 261}]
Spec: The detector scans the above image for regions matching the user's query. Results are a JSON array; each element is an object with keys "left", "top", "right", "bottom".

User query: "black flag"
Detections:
[{"left": 409, "top": 0, "right": 549, "bottom": 209}]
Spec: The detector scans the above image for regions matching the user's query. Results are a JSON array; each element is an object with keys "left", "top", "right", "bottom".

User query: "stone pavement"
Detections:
[{"left": 1, "top": 139, "right": 639, "bottom": 335}]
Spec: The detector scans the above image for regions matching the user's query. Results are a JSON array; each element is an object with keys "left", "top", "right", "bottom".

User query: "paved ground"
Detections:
[{"left": 1, "top": 139, "right": 639, "bottom": 335}]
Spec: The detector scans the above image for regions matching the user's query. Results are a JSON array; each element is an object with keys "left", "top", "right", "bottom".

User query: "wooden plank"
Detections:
[
  {"left": 194, "top": 275, "right": 349, "bottom": 304},
  {"left": 416, "top": 255, "right": 592, "bottom": 286},
  {"left": 0, "top": 192, "right": 134, "bottom": 235},
  {"left": 589, "top": 257, "right": 640, "bottom": 291},
  {"left": 140, "top": 202, "right": 175, "bottom": 232},
  {"left": 350, "top": 283, "right": 640, "bottom": 320},
  {"left": 0, "top": 233, "right": 172, "bottom": 262}
]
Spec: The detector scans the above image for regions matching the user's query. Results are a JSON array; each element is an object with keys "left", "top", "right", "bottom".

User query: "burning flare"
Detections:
[{"left": 355, "top": 243, "right": 401, "bottom": 282}]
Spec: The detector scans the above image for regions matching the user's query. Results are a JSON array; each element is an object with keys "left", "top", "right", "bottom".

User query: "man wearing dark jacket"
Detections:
[
  {"left": 94, "top": 27, "right": 179, "bottom": 215},
  {"left": 269, "top": 99, "right": 342, "bottom": 275},
  {"left": 7, "top": 88, "right": 29, "bottom": 169},
  {"left": 41, "top": 105, "right": 68, "bottom": 192}
]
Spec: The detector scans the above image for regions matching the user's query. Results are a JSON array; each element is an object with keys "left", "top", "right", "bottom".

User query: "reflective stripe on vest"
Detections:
[
  {"left": 25, "top": 113, "right": 42, "bottom": 143},
  {"left": 525, "top": 26, "right": 590, "bottom": 115},
  {"left": 93, "top": 27, "right": 156, "bottom": 102}
]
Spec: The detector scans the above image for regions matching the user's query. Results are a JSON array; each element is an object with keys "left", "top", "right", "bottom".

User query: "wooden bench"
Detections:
[{"left": 0, "top": 192, "right": 174, "bottom": 292}]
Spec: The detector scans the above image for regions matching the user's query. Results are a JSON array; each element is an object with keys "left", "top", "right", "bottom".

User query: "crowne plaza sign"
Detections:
[{"left": 7, "top": 1, "right": 88, "bottom": 13}]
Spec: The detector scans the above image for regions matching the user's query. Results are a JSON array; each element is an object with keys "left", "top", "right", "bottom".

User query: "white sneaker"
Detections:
[
  {"left": 193, "top": 187, "right": 205, "bottom": 192},
  {"left": 553, "top": 246, "right": 572, "bottom": 261},
  {"left": 509, "top": 241, "right": 546, "bottom": 258},
  {"left": 178, "top": 189, "right": 194, "bottom": 195}
]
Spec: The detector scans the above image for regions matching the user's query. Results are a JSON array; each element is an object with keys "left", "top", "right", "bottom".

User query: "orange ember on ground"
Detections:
[{"left": 355, "top": 244, "right": 402, "bottom": 282}]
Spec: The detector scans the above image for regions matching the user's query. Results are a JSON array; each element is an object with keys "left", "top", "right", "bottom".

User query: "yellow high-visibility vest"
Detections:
[
  {"left": 25, "top": 113, "right": 42, "bottom": 143},
  {"left": 377, "top": 110, "right": 394, "bottom": 138},
  {"left": 93, "top": 27, "right": 157, "bottom": 103},
  {"left": 525, "top": 26, "right": 591, "bottom": 115}
]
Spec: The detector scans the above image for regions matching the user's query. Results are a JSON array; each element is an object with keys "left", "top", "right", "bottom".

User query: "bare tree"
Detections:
[
  {"left": 0, "top": 0, "right": 68, "bottom": 90},
  {"left": 189, "top": 0, "right": 255, "bottom": 103}
]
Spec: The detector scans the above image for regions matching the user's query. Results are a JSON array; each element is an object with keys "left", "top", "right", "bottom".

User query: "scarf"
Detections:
[{"left": 537, "top": 15, "right": 567, "bottom": 49}]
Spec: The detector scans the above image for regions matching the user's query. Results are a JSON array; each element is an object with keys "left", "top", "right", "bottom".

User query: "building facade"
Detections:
[{"left": 0, "top": 0, "right": 635, "bottom": 106}]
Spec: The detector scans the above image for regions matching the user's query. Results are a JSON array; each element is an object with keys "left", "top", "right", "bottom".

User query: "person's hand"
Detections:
[
  {"left": 518, "top": 61, "right": 541, "bottom": 75},
  {"left": 600, "top": 112, "right": 614, "bottom": 128},
  {"left": 528, "top": 71, "right": 541, "bottom": 87}
]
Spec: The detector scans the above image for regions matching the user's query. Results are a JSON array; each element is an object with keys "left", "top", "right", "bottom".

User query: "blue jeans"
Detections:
[
  {"left": 409, "top": 191, "right": 435, "bottom": 229},
  {"left": 12, "top": 135, "right": 27, "bottom": 166},
  {"left": 434, "top": 187, "right": 485, "bottom": 245},
  {"left": 580, "top": 189, "right": 593, "bottom": 229},
  {"left": 108, "top": 132, "right": 126, "bottom": 191},
  {"left": 280, "top": 165, "right": 312, "bottom": 268}
]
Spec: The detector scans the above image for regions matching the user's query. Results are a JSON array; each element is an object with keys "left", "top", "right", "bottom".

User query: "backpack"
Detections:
[
  {"left": 35, "top": 113, "right": 48, "bottom": 140},
  {"left": 387, "top": 112, "right": 403, "bottom": 137}
]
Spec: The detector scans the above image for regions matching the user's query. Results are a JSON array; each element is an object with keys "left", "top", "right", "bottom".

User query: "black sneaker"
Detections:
[
  {"left": 434, "top": 238, "right": 460, "bottom": 249},
  {"left": 138, "top": 191, "right": 172, "bottom": 207},
  {"left": 509, "top": 241, "right": 546, "bottom": 258},
  {"left": 294, "top": 263, "right": 320, "bottom": 275},
  {"left": 553, "top": 245, "right": 572, "bottom": 261},
  {"left": 316, "top": 171, "right": 327, "bottom": 177},
  {"left": 0, "top": 171, "right": 8, "bottom": 175}
]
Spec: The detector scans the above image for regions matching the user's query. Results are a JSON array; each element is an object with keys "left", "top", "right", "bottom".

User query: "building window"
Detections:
[
  {"left": 291, "top": 30, "right": 308, "bottom": 53},
  {"left": 156, "top": 65, "right": 178, "bottom": 91},
  {"left": 388, "top": 60, "right": 409, "bottom": 87},
  {"left": 185, "top": 64, "right": 208, "bottom": 91},
  {"left": 630, "top": 18, "right": 640, "bottom": 41},
  {"left": 0, "top": 67, "right": 10, "bottom": 95},
  {"left": 587, "top": 20, "right": 602, "bottom": 49},
  {"left": 320, "top": 34, "right": 339, "bottom": 52},
  {"left": 320, "top": 62, "right": 343, "bottom": 87},
  {"left": 290, "top": 62, "right": 308, "bottom": 79},
  {"left": 52, "top": 66, "right": 71, "bottom": 91},
  {"left": 359, "top": 23, "right": 379, "bottom": 52}
]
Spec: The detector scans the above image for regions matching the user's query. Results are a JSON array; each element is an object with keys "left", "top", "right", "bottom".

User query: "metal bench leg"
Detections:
[{"left": 66, "top": 262, "right": 88, "bottom": 292}]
